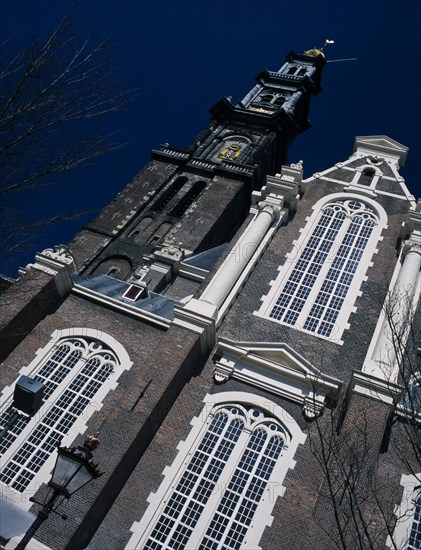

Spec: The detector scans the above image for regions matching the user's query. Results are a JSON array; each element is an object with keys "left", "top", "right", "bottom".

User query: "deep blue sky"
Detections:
[{"left": 1, "top": 0, "right": 420, "bottom": 277}]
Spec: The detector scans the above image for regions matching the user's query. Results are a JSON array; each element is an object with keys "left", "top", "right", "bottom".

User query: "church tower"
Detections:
[
  {"left": 0, "top": 45, "right": 420, "bottom": 550},
  {"left": 68, "top": 48, "right": 325, "bottom": 294}
]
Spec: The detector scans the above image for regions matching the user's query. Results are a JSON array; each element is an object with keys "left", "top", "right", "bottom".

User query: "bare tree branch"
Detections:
[{"left": 0, "top": 13, "right": 134, "bottom": 271}]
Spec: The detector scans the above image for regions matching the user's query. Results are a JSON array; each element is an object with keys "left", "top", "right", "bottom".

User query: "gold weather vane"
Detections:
[{"left": 305, "top": 39, "right": 335, "bottom": 58}]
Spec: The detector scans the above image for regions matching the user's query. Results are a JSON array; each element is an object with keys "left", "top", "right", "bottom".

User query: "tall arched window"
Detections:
[
  {"left": 152, "top": 177, "right": 188, "bottom": 212},
  {"left": 170, "top": 181, "right": 206, "bottom": 218},
  {"left": 128, "top": 394, "right": 305, "bottom": 550},
  {"left": 0, "top": 330, "right": 131, "bottom": 498},
  {"left": 258, "top": 196, "right": 386, "bottom": 342}
]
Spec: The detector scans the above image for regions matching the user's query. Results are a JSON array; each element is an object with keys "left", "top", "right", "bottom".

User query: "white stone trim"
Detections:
[
  {"left": 386, "top": 473, "right": 421, "bottom": 549},
  {"left": 214, "top": 339, "right": 341, "bottom": 418},
  {"left": 72, "top": 283, "right": 171, "bottom": 329},
  {"left": 364, "top": 232, "right": 421, "bottom": 381},
  {"left": 304, "top": 174, "right": 415, "bottom": 204},
  {"left": 216, "top": 209, "right": 286, "bottom": 327},
  {"left": 349, "top": 163, "right": 383, "bottom": 190},
  {"left": 349, "top": 370, "right": 402, "bottom": 405},
  {"left": 0, "top": 328, "right": 132, "bottom": 511},
  {"left": 256, "top": 193, "right": 387, "bottom": 344},
  {"left": 127, "top": 392, "right": 306, "bottom": 550},
  {"left": 353, "top": 135, "right": 408, "bottom": 167},
  {"left": 19, "top": 245, "right": 76, "bottom": 296}
]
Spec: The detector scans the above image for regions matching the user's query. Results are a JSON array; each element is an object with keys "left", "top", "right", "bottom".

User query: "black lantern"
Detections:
[
  {"left": 15, "top": 435, "right": 102, "bottom": 550},
  {"left": 49, "top": 445, "right": 102, "bottom": 498}
]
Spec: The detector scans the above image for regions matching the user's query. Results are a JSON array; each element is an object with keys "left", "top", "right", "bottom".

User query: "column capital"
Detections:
[
  {"left": 403, "top": 239, "right": 421, "bottom": 257},
  {"left": 257, "top": 201, "right": 281, "bottom": 219}
]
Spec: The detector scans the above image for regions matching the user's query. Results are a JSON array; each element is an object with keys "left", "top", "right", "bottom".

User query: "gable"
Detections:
[{"left": 353, "top": 135, "right": 408, "bottom": 166}]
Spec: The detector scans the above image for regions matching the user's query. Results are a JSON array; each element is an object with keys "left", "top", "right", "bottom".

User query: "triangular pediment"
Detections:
[
  {"left": 227, "top": 341, "right": 317, "bottom": 377},
  {"left": 353, "top": 135, "right": 408, "bottom": 166},
  {"left": 215, "top": 339, "right": 341, "bottom": 418}
]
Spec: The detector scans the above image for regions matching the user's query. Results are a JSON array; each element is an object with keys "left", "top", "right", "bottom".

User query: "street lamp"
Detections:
[{"left": 15, "top": 434, "right": 102, "bottom": 550}]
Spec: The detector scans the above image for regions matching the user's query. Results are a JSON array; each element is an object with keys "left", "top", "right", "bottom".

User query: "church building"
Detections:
[{"left": 0, "top": 45, "right": 420, "bottom": 550}]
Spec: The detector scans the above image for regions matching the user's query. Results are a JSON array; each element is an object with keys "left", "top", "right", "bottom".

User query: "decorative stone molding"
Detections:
[
  {"left": 213, "top": 356, "right": 235, "bottom": 384},
  {"left": 21, "top": 244, "right": 76, "bottom": 296},
  {"left": 214, "top": 339, "right": 341, "bottom": 418},
  {"left": 153, "top": 243, "right": 185, "bottom": 266},
  {"left": 173, "top": 299, "right": 217, "bottom": 353},
  {"left": 353, "top": 135, "right": 408, "bottom": 167},
  {"left": 257, "top": 200, "right": 282, "bottom": 219},
  {"left": 213, "top": 370, "right": 231, "bottom": 384},
  {"left": 349, "top": 370, "right": 402, "bottom": 405},
  {"left": 253, "top": 163, "right": 302, "bottom": 211},
  {"left": 302, "top": 395, "right": 324, "bottom": 420},
  {"left": 403, "top": 238, "right": 421, "bottom": 257}
]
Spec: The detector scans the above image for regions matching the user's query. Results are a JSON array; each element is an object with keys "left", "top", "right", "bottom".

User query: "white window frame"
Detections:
[
  {"left": 387, "top": 473, "right": 421, "bottom": 549},
  {"left": 256, "top": 193, "right": 387, "bottom": 344},
  {"left": 0, "top": 328, "right": 132, "bottom": 510},
  {"left": 350, "top": 163, "right": 383, "bottom": 190},
  {"left": 127, "top": 392, "right": 306, "bottom": 550}
]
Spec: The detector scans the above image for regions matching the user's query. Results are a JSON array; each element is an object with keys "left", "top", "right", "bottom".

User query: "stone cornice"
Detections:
[
  {"left": 349, "top": 370, "right": 402, "bottom": 405},
  {"left": 20, "top": 245, "right": 76, "bottom": 296},
  {"left": 214, "top": 339, "right": 342, "bottom": 419}
]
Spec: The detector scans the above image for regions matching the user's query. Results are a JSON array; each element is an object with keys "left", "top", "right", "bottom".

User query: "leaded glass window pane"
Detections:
[
  {"left": 269, "top": 199, "right": 378, "bottom": 338},
  {"left": 408, "top": 496, "right": 421, "bottom": 549},
  {"left": 0, "top": 338, "right": 117, "bottom": 492},
  {"left": 143, "top": 405, "right": 287, "bottom": 550}
]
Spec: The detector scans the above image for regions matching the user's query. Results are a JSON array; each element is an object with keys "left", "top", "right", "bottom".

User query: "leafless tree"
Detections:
[
  {"left": 307, "top": 290, "right": 421, "bottom": 550},
  {"left": 0, "top": 13, "right": 132, "bottom": 270}
]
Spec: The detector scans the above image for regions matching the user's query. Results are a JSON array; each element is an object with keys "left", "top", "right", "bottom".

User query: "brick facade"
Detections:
[{"left": 1, "top": 50, "right": 419, "bottom": 550}]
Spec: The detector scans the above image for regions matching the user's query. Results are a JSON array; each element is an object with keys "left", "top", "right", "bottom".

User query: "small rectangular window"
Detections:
[{"left": 123, "top": 284, "right": 146, "bottom": 301}]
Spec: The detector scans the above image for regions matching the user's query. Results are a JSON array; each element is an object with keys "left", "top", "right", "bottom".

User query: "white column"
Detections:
[
  {"left": 201, "top": 203, "right": 278, "bottom": 309},
  {"left": 371, "top": 240, "right": 421, "bottom": 375}
]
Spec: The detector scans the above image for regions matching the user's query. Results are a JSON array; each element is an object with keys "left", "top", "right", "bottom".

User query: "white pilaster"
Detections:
[
  {"left": 173, "top": 203, "right": 279, "bottom": 351},
  {"left": 370, "top": 239, "right": 421, "bottom": 379},
  {"left": 201, "top": 203, "right": 279, "bottom": 309}
]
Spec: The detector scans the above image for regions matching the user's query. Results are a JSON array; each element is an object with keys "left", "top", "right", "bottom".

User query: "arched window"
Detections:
[
  {"left": 127, "top": 394, "right": 305, "bottom": 550},
  {"left": 285, "top": 65, "right": 306, "bottom": 77},
  {"left": 359, "top": 168, "right": 376, "bottom": 186},
  {"left": 258, "top": 196, "right": 386, "bottom": 341},
  {"left": 259, "top": 93, "right": 274, "bottom": 103},
  {"left": 170, "top": 181, "right": 206, "bottom": 218},
  {"left": 0, "top": 330, "right": 131, "bottom": 497},
  {"left": 148, "top": 221, "right": 172, "bottom": 244},
  {"left": 257, "top": 92, "right": 288, "bottom": 107},
  {"left": 152, "top": 177, "right": 188, "bottom": 212},
  {"left": 91, "top": 256, "right": 132, "bottom": 280},
  {"left": 130, "top": 217, "right": 154, "bottom": 240}
]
